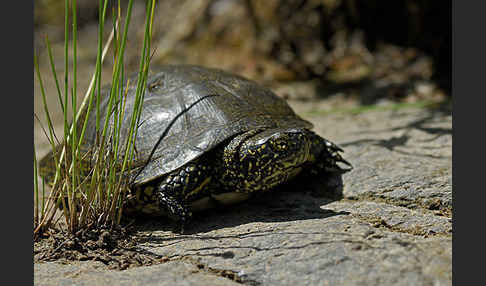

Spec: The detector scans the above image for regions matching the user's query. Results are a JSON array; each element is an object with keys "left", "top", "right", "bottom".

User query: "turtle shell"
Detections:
[{"left": 80, "top": 65, "right": 313, "bottom": 185}]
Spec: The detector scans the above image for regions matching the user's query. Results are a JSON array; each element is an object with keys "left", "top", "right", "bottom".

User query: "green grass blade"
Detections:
[
  {"left": 63, "top": 0, "right": 69, "bottom": 144},
  {"left": 45, "top": 35, "right": 64, "bottom": 113},
  {"left": 69, "top": 0, "right": 79, "bottom": 233}
]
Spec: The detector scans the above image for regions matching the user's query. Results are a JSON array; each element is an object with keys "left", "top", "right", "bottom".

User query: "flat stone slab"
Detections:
[
  {"left": 297, "top": 102, "right": 452, "bottom": 214},
  {"left": 35, "top": 103, "right": 452, "bottom": 285}
]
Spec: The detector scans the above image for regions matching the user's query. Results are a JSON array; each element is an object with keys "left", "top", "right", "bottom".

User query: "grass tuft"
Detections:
[{"left": 34, "top": 0, "right": 156, "bottom": 238}]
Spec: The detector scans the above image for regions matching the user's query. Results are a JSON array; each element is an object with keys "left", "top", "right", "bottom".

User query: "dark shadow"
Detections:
[
  {"left": 319, "top": 80, "right": 416, "bottom": 106},
  {"left": 341, "top": 134, "right": 410, "bottom": 151},
  {"left": 375, "top": 134, "right": 410, "bottom": 151},
  {"left": 314, "top": 77, "right": 446, "bottom": 107},
  {"left": 313, "top": 79, "right": 372, "bottom": 99},
  {"left": 130, "top": 172, "right": 347, "bottom": 235}
]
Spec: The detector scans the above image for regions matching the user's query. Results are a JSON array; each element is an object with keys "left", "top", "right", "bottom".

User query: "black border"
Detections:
[
  {"left": 4, "top": 1, "right": 34, "bottom": 285},
  {"left": 453, "top": 1, "right": 483, "bottom": 285}
]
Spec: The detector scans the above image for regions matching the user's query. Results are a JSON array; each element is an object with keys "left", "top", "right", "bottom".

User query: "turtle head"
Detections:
[{"left": 228, "top": 128, "right": 313, "bottom": 191}]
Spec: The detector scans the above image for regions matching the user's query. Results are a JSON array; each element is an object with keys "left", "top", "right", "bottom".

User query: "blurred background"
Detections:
[{"left": 34, "top": 0, "right": 451, "bottom": 154}]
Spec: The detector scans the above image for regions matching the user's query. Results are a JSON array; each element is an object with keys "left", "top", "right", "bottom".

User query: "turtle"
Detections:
[{"left": 39, "top": 65, "right": 351, "bottom": 227}]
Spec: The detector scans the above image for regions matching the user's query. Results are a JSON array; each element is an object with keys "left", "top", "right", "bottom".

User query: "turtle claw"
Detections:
[
  {"left": 336, "top": 157, "right": 353, "bottom": 173},
  {"left": 319, "top": 139, "right": 353, "bottom": 173},
  {"left": 332, "top": 151, "right": 353, "bottom": 172},
  {"left": 176, "top": 211, "right": 192, "bottom": 234}
]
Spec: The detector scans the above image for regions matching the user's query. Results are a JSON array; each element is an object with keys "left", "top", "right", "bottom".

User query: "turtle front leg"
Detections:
[
  {"left": 156, "top": 190, "right": 191, "bottom": 232},
  {"left": 154, "top": 160, "right": 214, "bottom": 232}
]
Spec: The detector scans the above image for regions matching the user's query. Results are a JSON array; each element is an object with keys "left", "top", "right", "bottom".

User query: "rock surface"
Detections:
[{"left": 34, "top": 101, "right": 452, "bottom": 285}]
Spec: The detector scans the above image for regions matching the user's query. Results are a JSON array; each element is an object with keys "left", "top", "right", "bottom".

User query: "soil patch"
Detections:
[{"left": 34, "top": 224, "right": 168, "bottom": 270}]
